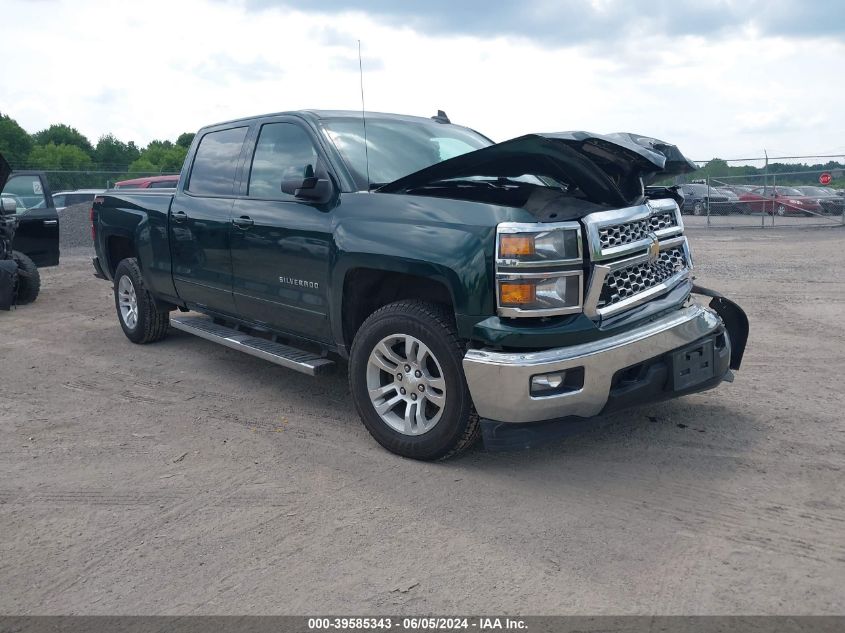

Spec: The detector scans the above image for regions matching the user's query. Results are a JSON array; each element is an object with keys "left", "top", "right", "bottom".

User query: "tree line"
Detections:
[
  {"left": 0, "top": 112, "right": 194, "bottom": 190},
  {"left": 2, "top": 111, "right": 842, "bottom": 191},
  {"left": 678, "top": 158, "right": 845, "bottom": 188}
]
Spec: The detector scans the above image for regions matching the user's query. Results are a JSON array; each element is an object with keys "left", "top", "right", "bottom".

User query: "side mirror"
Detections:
[
  {"left": 0, "top": 197, "right": 16, "bottom": 215},
  {"left": 281, "top": 164, "right": 335, "bottom": 205}
]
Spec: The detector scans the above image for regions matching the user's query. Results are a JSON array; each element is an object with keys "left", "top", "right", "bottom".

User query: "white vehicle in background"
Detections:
[{"left": 51, "top": 189, "right": 105, "bottom": 211}]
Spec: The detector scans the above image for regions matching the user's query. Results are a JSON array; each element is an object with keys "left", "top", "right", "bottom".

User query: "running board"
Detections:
[{"left": 170, "top": 316, "right": 334, "bottom": 376}]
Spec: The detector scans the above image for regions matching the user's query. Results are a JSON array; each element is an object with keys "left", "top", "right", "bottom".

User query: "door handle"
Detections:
[
  {"left": 43, "top": 219, "right": 58, "bottom": 225},
  {"left": 232, "top": 216, "right": 254, "bottom": 229},
  {"left": 172, "top": 210, "right": 188, "bottom": 223}
]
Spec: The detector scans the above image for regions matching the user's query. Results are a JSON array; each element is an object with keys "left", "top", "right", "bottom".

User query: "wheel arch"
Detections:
[
  {"left": 105, "top": 234, "right": 137, "bottom": 276},
  {"left": 335, "top": 263, "right": 458, "bottom": 355}
]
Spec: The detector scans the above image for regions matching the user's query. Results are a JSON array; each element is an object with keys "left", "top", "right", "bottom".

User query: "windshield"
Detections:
[
  {"left": 775, "top": 187, "right": 803, "bottom": 196},
  {"left": 320, "top": 117, "right": 492, "bottom": 190}
]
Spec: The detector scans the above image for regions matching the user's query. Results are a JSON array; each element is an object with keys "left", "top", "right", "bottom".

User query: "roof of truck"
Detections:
[{"left": 200, "top": 109, "right": 462, "bottom": 130}]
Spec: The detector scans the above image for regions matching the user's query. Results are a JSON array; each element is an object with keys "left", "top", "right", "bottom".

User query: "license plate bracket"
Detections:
[{"left": 670, "top": 338, "right": 716, "bottom": 391}]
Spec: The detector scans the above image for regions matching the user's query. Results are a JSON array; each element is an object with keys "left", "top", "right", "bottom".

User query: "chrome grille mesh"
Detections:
[
  {"left": 598, "top": 248, "right": 686, "bottom": 308},
  {"left": 598, "top": 211, "right": 679, "bottom": 249},
  {"left": 649, "top": 211, "right": 678, "bottom": 231},
  {"left": 599, "top": 218, "right": 650, "bottom": 249}
]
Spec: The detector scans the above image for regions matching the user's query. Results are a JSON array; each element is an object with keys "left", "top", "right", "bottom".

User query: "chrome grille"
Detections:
[
  {"left": 597, "top": 211, "right": 679, "bottom": 250},
  {"left": 583, "top": 201, "right": 689, "bottom": 319},
  {"left": 649, "top": 211, "right": 678, "bottom": 232},
  {"left": 598, "top": 248, "right": 687, "bottom": 308},
  {"left": 599, "top": 218, "right": 650, "bottom": 249}
]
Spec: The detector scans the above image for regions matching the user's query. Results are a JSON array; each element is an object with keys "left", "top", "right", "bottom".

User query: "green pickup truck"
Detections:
[{"left": 92, "top": 110, "right": 748, "bottom": 460}]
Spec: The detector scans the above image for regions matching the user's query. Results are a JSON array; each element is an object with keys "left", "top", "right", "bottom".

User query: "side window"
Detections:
[
  {"left": 248, "top": 123, "right": 319, "bottom": 200},
  {"left": 187, "top": 127, "right": 248, "bottom": 196},
  {"left": 2, "top": 175, "right": 47, "bottom": 213},
  {"left": 53, "top": 195, "right": 66, "bottom": 207}
]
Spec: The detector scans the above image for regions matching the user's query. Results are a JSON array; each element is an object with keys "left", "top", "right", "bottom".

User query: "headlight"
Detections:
[
  {"left": 498, "top": 272, "right": 582, "bottom": 312},
  {"left": 495, "top": 222, "right": 583, "bottom": 317},
  {"left": 497, "top": 224, "right": 581, "bottom": 266}
]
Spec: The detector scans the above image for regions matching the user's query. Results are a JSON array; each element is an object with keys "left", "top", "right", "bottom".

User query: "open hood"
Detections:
[
  {"left": 0, "top": 152, "right": 10, "bottom": 191},
  {"left": 377, "top": 131, "right": 697, "bottom": 207}
]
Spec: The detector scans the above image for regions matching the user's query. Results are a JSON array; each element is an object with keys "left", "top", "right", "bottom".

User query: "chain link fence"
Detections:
[
  {"left": 674, "top": 155, "right": 845, "bottom": 229},
  {"left": 22, "top": 159, "right": 845, "bottom": 230}
]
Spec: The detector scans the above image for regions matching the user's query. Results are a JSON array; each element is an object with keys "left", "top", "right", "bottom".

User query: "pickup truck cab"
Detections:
[{"left": 92, "top": 109, "right": 748, "bottom": 460}]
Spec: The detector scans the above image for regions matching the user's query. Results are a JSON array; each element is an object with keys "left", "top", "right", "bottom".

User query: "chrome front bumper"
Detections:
[{"left": 462, "top": 304, "right": 725, "bottom": 423}]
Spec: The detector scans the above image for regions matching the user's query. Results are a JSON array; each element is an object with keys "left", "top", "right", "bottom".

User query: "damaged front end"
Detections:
[
  {"left": 380, "top": 130, "right": 748, "bottom": 449},
  {"left": 378, "top": 130, "right": 698, "bottom": 221},
  {"left": 691, "top": 284, "right": 749, "bottom": 371}
]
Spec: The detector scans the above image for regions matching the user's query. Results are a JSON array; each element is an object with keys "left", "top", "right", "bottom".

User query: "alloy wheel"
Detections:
[
  {"left": 118, "top": 275, "right": 138, "bottom": 329},
  {"left": 366, "top": 333, "right": 447, "bottom": 436}
]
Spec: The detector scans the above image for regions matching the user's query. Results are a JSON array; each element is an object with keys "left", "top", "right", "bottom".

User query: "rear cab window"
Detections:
[{"left": 187, "top": 127, "right": 249, "bottom": 196}]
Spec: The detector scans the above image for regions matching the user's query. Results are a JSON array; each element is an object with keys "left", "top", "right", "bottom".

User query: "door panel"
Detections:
[
  {"left": 230, "top": 120, "right": 333, "bottom": 341},
  {"left": 231, "top": 198, "right": 332, "bottom": 340},
  {"left": 3, "top": 174, "right": 59, "bottom": 267},
  {"left": 169, "top": 125, "right": 249, "bottom": 314},
  {"left": 170, "top": 193, "right": 236, "bottom": 313}
]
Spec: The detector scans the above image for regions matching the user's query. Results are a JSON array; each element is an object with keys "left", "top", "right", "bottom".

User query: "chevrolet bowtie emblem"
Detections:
[{"left": 647, "top": 233, "right": 660, "bottom": 264}]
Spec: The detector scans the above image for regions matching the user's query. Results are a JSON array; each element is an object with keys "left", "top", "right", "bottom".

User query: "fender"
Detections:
[
  {"left": 692, "top": 284, "right": 749, "bottom": 370},
  {"left": 329, "top": 193, "right": 511, "bottom": 347}
]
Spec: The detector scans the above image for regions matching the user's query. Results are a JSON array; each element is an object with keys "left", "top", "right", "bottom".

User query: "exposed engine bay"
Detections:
[{"left": 378, "top": 131, "right": 696, "bottom": 220}]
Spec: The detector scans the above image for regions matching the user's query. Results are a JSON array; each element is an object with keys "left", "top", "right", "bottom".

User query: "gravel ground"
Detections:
[
  {"left": 58, "top": 203, "right": 96, "bottom": 249},
  {"left": 1, "top": 227, "right": 844, "bottom": 615}
]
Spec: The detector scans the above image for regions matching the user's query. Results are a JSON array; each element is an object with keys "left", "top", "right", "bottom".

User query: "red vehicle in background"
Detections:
[
  {"left": 113, "top": 175, "right": 179, "bottom": 189},
  {"left": 738, "top": 186, "right": 824, "bottom": 216}
]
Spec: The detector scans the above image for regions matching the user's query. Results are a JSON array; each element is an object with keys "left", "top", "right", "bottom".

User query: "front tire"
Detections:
[
  {"left": 349, "top": 300, "right": 479, "bottom": 461},
  {"left": 12, "top": 251, "right": 40, "bottom": 304},
  {"left": 113, "top": 258, "right": 169, "bottom": 344}
]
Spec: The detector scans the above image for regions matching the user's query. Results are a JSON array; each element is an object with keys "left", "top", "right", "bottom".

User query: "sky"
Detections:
[{"left": 1, "top": 0, "right": 844, "bottom": 162}]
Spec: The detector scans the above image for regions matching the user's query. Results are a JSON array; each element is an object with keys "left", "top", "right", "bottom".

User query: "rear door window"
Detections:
[{"left": 187, "top": 127, "right": 248, "bottom": 196}]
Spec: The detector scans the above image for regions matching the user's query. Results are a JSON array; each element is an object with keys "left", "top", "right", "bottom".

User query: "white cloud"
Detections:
[{"left": 1, "top": 0, "right": 843, "bottom": 161}]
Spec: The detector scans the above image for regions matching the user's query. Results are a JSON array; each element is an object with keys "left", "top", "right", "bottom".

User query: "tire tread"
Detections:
[
  {"left": 114, "top": 258, "right": 169, "bottom": 344},
  {"left": 11, "top": 251, "right": 40, "bottom": 305},
  {"left": 349, "top": 299, "right": 480, "bottom": 460}
]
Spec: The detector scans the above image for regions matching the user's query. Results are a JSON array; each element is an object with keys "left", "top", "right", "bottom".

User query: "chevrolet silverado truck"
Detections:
[{"left": 91, "top": 110, "right": 748, "bottom": 460}]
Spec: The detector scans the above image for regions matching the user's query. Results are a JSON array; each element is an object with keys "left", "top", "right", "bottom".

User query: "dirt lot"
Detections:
[{"left": 1, "top": 227, "right": 844, "bottom": 615}]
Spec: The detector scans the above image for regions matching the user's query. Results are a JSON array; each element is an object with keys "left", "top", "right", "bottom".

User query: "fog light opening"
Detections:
[{"left": 530, "top": 367, "right": 585, "bottom": 397}]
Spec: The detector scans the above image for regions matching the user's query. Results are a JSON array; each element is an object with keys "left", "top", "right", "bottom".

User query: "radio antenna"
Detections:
[{"left": 358, "top": 40, "right": 371, "bottom": 191}]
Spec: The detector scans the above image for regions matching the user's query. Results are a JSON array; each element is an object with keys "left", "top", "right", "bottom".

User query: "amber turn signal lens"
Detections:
[
  {"left": 500, "top": 282, "right": 536, "bottom": 305},
  {"left": 499, "top": 235, "right": 535, "bottom": 257}
]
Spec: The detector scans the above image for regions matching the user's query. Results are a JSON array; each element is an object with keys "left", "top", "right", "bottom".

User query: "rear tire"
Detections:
[
  {"left": 12, "top": 251, "right": 40, "bottom": 304},
  {"left": 349, "top": 300, "right": 480, "bottom": 461},
  {"left": 113, "top": 258, "right": 169, "bottom": 344}
]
